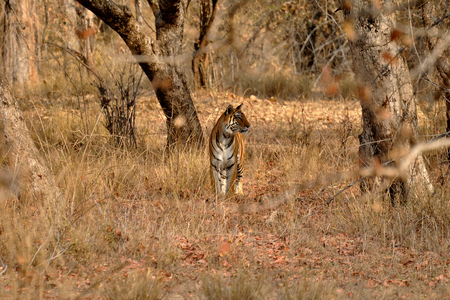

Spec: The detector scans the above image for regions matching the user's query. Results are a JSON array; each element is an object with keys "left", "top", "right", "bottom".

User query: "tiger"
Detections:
[{"left": 209, "top": 103, "right": 250, "bottom": 198}]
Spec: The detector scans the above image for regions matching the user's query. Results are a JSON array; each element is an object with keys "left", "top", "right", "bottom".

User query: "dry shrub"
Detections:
[{"left": 96, "top": 65, "right": 142, "bottom": 148}]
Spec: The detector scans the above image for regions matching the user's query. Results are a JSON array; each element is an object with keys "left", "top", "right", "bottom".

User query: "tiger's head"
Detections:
[{"left": 224, "top": 103, "right": 250, "bottom": 135}]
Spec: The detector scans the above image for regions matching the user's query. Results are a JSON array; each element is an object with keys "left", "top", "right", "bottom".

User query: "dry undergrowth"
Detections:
[{"left": 1, "top": 92, "right": 450, "bottom": 299}]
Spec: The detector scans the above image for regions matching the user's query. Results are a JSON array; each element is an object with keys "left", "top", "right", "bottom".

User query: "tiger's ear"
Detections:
[
  {"left": 225, "top": 105, "right": 234, "bottom": 115},
  {"left": 236, "top": 103, "right": 243, "bottom": 111}
]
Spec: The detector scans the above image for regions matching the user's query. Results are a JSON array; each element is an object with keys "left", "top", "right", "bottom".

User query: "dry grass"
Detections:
[
  {"left": 235, "top": 69, "right": 312, "bottom": 100},
  {"left": 1, "top": 91, "right": 450, "bottom": 299},
  {"left": 3, "top": 0, "right": 450, "bottom": 298}
]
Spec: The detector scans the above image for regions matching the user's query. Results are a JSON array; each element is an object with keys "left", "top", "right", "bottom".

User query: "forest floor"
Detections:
[{"left": 2, "top": 92, "right": 450, "bottom": 299}]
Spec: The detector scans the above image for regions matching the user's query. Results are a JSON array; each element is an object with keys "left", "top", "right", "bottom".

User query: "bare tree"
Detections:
[
  {"left": 0, "top": 76, "right": 60, "bottom": 201},
  {"left": 341, "top": 0, "right": 433, "bottom": 201},
  {"left": 1, "top": 0, "right": 40, "bottom": 88},
  {"left": 192, "top": 0, "right": 218, "bottom": 89},
  {"left": 74, "top": 0, "right": 205, "bottom": 150}
]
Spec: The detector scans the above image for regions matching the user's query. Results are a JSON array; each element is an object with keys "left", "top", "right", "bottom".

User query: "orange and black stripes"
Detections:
[{"left": 209, "top": 104, "right": 250, "bottom": 198}]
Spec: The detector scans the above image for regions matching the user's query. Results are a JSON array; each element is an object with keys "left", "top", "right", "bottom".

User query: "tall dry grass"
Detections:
[
  {"left": 2, "top": 69, "right": 450, "bottom": 298},
  {"left": 2, "top": 0, "right": 450, "bottom": 297}
]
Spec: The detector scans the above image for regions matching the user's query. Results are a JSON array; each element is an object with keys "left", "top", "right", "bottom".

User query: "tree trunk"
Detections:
[
  {"left": 437, "top": 60, "right": 450, "bottom": 158},
  {"left": 135, "top": 0, "right": 143, "bottom": 25},
  {"left": 0, "top": 76, "right": 60, "bottom": 202},
  {"left": 343, "top": 0, "right": 432, "bottom": 201},
  {"left": 63, "top": 0, "right": 81, "bottom": 50},
  {"left": 75, "top": 4, "right": 96, "bottom": 71},
  {"left": 422, "top": 2, "right": 450, "bottom": 161},
  {"left": 2, "top": 0, "right": 40, "bottom": 89},
  {"left": 62, "top": 0, "right": 81, "bottom": 77},
  {"left": 192, "top": 0, "right": 218, "bottom": 89},
  {"left": 74, "top": 0, "right": 205, "bottom": 151}
]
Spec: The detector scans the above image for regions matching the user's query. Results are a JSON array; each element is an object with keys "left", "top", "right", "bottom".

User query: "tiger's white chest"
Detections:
[{"left": 213, "top": 138, "right": 235, "bottom": 170}]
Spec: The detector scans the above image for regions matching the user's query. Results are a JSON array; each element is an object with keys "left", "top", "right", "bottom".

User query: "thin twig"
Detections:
[
  {"left": 45, "top": 41, "right": 105, "bottom": 84},
  {"left": 3, "top": 0, "right": 26, "bottom": 30}
]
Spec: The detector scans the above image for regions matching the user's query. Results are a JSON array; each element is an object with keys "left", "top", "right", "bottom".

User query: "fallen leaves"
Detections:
[
  {"left": 12, "top": 92, "right": 446, "bottom": 299},
  {"left": 218, "top": 241, "right": 231, "bottom": 256}
]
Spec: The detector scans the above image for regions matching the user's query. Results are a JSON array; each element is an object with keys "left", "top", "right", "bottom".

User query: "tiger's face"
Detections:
[{"left": 223, "top": 103, "right": 250, "bottom": 135}]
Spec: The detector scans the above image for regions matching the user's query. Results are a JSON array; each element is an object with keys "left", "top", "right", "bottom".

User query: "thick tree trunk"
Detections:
[
  {"left": 2, "top": 0, "right": 40, "bottom": 88},
  {"left": 192, "top": 0, "right": 218, "bottom": 89},
  {"left": 0, "top": 76, "right": 59, "bottom": 202},
  {"left": 343, "top": 0, "right": 432, "bottom": 201},
  {"left": 75, "top": 0, "right": 205, "bottom": 150}
]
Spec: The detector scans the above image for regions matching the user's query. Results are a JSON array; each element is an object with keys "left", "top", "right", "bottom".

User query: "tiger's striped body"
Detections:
[{"left": 209, "top": 104, "right": 250, "bottom": 198}]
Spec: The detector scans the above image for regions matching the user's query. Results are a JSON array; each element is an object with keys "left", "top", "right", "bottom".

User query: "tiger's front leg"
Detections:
[
  {"left": 235, "top": 156, "right": 244, "bottom": 195},
  {"left": 219, "top": 168, "right": 228, "bottom": 197},
  {"left": 225, "top": 165, "right": 237, "bottom": 197},
  {"left": 212, "top": 168, "right": 225, "bottom": 198},
  {"left": 235, "top": 178, "right": 243, "bottom": 195}
]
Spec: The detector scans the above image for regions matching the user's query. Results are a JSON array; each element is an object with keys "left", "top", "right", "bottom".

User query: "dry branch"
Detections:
[{"left": 410, "top": 33, "right": 450, "bottom": 79}]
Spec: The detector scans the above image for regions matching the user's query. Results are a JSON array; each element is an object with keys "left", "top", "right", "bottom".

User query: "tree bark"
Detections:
[
  {"left": 74, "top": 0, "right": 205, "bottom": 150},
  {"left": 422, "top": 2, "right": 450, "bottom": 161},
  {"left": 343, "top": 0, "right": 433, "bottom": 201},
  {"left": 63, "top": 0, "right": 79, "bottom": 49},
  {"left": 2, "top": 0, "right": 40, "bottom": 88},
  {"left": 0, "top": 76, "right": 60, "bottom": 202},
  {"left": 437, "top": 60, "right": 450, "bottom": 130},
  {"left": 192, "top": 0, "right": 218, "bottom": 89},
  {"left": 135, "top": 0, "right": 143, "bottom": 25}
]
